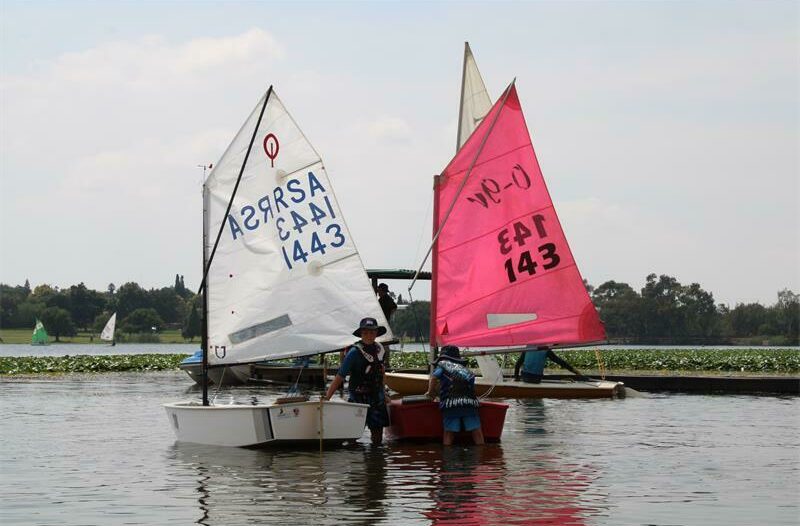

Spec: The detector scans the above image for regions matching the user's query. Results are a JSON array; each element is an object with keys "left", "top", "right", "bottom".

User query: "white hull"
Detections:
[{"left": 164, "top": 399, "right": 368, "bottom": 447}]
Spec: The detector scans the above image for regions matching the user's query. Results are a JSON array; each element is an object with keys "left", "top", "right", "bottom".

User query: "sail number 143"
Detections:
[{"left": 498, "top": 214, "right": 561, "bottom": 283}]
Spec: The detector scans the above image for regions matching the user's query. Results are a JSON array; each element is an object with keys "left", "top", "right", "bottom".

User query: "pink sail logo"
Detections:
[{"left": 263, "top": 133, "right": 279, "bottom": 167}]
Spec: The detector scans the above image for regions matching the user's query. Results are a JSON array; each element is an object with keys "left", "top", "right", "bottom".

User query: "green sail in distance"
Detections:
[{"left": 31, "top": 319, "right": 49, "bottom": 345}]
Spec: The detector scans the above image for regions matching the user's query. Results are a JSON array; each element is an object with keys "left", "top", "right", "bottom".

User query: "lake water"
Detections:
[
  {"left": 1, "top": 371, "right": 798, "bottom": 525},
  {"left": 1, "top": 342, "right": 797, "bottom": 358}
]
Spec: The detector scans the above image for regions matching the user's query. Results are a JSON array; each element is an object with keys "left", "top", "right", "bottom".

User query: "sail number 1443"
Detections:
[{"left": 497, "top": 214, "right": 561, "bottom": 283}]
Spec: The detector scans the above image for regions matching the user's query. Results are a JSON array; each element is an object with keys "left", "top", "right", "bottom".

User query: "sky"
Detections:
[{"left": 0, "top": 0, "right": 797, "bottom": 306}]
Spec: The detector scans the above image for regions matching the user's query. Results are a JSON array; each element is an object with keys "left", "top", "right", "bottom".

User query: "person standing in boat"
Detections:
[
  {"left": 324, "top": 317, "right": 390, "bottom": 445},
  {"left": 376, "top": 283, "right": 397, "bottom": 321},
  {"left": 514, "top": 346, "right": 590, "bottom": 383},
  {"left": 425, "top": 346, "right": 484, "bottom": 446}
]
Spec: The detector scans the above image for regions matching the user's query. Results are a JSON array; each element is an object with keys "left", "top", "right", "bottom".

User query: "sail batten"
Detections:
[
  {"left": 433, "top": 84, "right": 605, "bottom": 348},
  {"left": 204, "top": 88, "right": 391, "bottom": 365}
]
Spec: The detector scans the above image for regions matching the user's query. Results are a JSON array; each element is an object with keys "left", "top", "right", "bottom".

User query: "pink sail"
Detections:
[{"left": 432, "top": 84, "right": 605, "bottom": 347}]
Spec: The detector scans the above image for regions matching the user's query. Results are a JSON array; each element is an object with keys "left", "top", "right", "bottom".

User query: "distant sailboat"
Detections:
[
  {"left": 31, "top": 319, "right": 49, "bottom": 346},
  {"left": 100, "top": 312, "right": 116, "bottom": 346}
]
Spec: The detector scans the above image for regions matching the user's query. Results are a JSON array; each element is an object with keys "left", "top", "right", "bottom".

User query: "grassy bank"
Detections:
[
  {"left": 2, "top": 349, "right": 797, "bottom": 376},
  {"left": 0, "top": 328, "right": 195, "bottom": 345}
]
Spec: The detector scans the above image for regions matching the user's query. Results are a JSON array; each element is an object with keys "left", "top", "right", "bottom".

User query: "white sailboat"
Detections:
[
  {"left": 100, "top": 312, "right": 116, "bottom": 346},
  {"left": 165, "top": 86, "right": 393, "bottom": 447}
]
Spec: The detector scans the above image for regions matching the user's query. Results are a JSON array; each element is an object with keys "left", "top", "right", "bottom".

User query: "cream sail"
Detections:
[
  {"left": 457, "top": 42, "right": 493, "bottom": 151},
  {"left": 100, "top": 312, "right": 116, "bottom": 342},
  {"left": 204, "top": 89, "right": 392, "bottom": 367}
]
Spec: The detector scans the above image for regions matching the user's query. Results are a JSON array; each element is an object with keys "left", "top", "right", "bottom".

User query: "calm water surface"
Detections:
[
  {"left": 2, "top": 343, "right": 798, "bottom": 358},
  {"left": 1, "top": 371, "right": 798, "bottom": 525}
]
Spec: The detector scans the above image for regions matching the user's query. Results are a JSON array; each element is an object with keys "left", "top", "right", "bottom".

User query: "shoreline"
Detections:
[{"left": 1, "top": 349, "right": 798, "bottom": 376}]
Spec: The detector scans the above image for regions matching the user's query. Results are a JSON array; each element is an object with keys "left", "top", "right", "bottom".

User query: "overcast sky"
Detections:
[{"left": 1, "top": 0, "right": 797, "bottom": 306}]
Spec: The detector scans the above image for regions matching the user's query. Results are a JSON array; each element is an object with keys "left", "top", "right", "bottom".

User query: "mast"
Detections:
[
  {"left": 202, "top": 183, "right": 210, "bottom": 405},
  {"left": 200, "top": 86, "right": 273, "bottom": 405},
  {"left": 429, "top": 174, "right": 442, "bottom": 370}
]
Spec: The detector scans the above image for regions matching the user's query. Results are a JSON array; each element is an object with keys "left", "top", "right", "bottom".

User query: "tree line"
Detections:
[
  {"left": 1, "top": 273, "right": 797, "bottom": 345},
  {"left": 389, "top": 274, "right": 799, "bottom": 346},
  {"left": 0, "top": 275, "right": 200, "bottom": 342}
]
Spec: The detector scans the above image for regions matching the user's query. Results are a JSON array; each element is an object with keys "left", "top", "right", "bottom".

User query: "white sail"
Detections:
[
  {"left": 204, "top": 87, "right": 392, "bottom": 366},
  {"left": 457, "top": 42, "right": 493, "bottom": 151},
  {"left": 100, "top": 312, "right": 116, "bottom": 341}
]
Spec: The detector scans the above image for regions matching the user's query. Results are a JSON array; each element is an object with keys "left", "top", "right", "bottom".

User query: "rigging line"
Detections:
[
  {"left": 406, "top": 288, "right": 427, "bottom": 355},
  {"left": 412, "top": 194, "right": 433, "bottom": 271},
  {"left": 289, "top": 361, "right": 306, "bottom": 395},
  {"left": 210, "top": 367, "right": 226, "bottom": 404},
  {"left": 408, "top": 78, "right": 516, "bottom": 293},
  {"left": 198, "top": 85, "right": 273, "bottom": 295}
]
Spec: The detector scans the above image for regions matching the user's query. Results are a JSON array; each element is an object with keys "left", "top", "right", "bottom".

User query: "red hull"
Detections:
[{"left": 388, "top": 399, "right": 508, "bottom": 442}]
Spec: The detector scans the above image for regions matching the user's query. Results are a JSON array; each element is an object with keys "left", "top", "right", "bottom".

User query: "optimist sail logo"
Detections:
[{"left": 263, "top": 134, "right": 279, "bottom": 167}]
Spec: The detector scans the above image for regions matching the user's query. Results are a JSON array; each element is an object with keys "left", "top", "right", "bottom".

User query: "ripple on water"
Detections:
[{"left": 0, "top": 372, "right": 798, "bottom": 525}]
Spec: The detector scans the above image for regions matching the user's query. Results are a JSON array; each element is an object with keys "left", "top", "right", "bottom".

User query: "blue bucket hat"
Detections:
[
  {"left": 435, "top": 345, "right": 466, "bottom": 364},
  {"left": 352, "top": 317, "right": 387, "bottom": 337}
]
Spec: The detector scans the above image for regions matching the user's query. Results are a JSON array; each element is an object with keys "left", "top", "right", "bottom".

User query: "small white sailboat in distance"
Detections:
[
  {"left": 164, "top": 85, "right": 392, "bottom": 447},
  {"left": 100, "top": 312, "right": 116, "bottom": 346}
]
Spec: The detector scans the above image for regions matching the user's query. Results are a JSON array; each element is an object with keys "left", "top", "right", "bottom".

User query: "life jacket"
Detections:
[
  {"left": 348, "top": 341, "right": 386, "bottom": 397},
  {"left": 437, "top": 360, "right": 480, "bottom": 409}
]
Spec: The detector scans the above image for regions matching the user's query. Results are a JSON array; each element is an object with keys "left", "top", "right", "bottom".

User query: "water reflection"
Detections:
[
  {"left": 3, "top": 373, "right": 796, "bottom": 525},
  {"left": 169, "top": 429, "right": 597, "bottom": 525}
]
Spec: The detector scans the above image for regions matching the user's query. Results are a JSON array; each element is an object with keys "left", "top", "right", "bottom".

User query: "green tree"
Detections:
[
  {"left": 121, "top": 308, "right": 164, "bottom": 334},
  {"left": 729, "top": 303, "right": 767, "bottom": 337},
  {"left": 115, "top": 282, "right": 149, "bottom": 318},
  {"left": 640, "top": 274, "right": 685, "bottom": 341},
  {"left": 592, "top": 280, "right": 642, "bottom": 339},
  {"left": 0, "top": 283, "right": 32, "bottom": 328},
  {"left": 678, "top": 283, "right": 718, "bottom": 340},
  {"left": 390, "top": 301, "right": 430, "bottom": 342},
  {"left": 30, "top": 284, "right": 57, "bottom": 305},
  {"left": 149, "top": 287, "right": 185, "bottom": 325},
  {"left": 68, "top": 282, "right": 106, "bottom": 330},
  {"left": 12, "top": 300, "right": 45, "bottom": 328},
  {"left": 40, "top": 306, "right": 76, "bottom": 342},
  {"left": 772, "top": 289, "right": 799, "bottom": 344},
  {"left": 182, "top": 302, "right": 201, "bottom": 341}
]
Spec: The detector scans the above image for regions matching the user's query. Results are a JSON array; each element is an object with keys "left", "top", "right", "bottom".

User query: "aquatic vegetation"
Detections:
[
  {"left": 0, "top": 354, "right": 189, "bottom": 375},
  {"left": 0, "top": 349, "right": 797, "bottom": 376},
  {"left": 560, "top": 349, "right": 800, "bottom": 373},
  {"left": 385, "top": 348, "right": 800, "bottom": 373}
]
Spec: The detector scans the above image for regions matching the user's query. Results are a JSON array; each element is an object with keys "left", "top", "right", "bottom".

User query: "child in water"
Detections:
[{"left": 425, "top": 345, "right": 484, "bottom": 446}]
